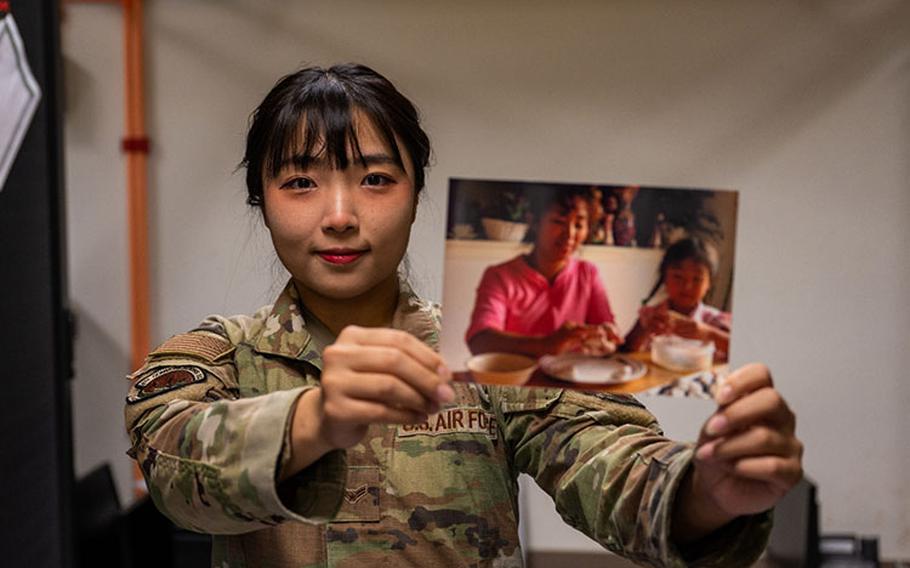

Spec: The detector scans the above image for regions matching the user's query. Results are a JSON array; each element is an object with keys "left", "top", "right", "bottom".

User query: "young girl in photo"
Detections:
[
  {"left": 124, "top": 64, "right": 801, "bottom": 568},
  {"left": 466, "top": 187, "right": 622, "bottom": 358},
  {"left": 624, "top": 237, "right": 731, "bottom": 361}
]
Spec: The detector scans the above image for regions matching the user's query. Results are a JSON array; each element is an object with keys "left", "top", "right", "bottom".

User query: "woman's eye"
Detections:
[
  {"left": 363, "top": 173, "right": 393, "bottom": 187},
  {"left": 281, "top": 177, "right": 316, "bottom": 190}
]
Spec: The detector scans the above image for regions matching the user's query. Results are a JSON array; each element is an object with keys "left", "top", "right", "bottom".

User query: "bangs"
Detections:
[
  {"left": 262, "top": 80, "right": 407, "bottom": 181},
  {"left": 243, "top": 64, "right": 431, "bottom": 207}
]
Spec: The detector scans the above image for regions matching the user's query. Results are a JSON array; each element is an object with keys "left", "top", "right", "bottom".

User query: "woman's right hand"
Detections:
[
  {"left": 549, "top": 321, "right": 617, "bottom": 356},
  {"left": 281, "top": 326, "right": 453, "bottom": 479}
]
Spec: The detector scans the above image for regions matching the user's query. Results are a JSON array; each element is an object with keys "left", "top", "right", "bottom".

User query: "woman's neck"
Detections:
[
  {"left": 527, "top": 249, "right": 569, "bottom": 282},
  {"left": 293, "top": 275, "right": 400, "bottom": 337}
]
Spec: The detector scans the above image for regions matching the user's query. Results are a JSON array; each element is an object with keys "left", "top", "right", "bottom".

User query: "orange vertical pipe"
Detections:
[
  {"left": 122, "top": 0, "right": 151, "bottom": 499},
  {"left": 123, "top": 0, "right": 150, "bottom": 374},
  {"left": 67, "top": 0, "right": 151, "bottom": 499}
]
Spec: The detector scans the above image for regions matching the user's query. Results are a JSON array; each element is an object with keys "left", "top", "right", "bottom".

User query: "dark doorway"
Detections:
[{"left": 0, "top": 1, "right": 74, "bottom": 567}]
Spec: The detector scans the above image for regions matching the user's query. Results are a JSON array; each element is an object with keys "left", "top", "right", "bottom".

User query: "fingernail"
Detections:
[
  {"left": 716, "top": 385, "right": 734, "bottom": 405},
  {"left": 436, "top": 383, "right": 455, "bottom": 404},
  {"left": 437, "top": 363, "right": 453, "bottom": 382},
  {"left": 696, "top": 443, "right": 713, "bottom": 461},
  {"left": 706, "top": 414, "right": 728, "bottom": 436}
]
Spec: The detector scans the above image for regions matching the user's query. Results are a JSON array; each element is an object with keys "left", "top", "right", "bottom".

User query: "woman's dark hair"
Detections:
[
  {"left": 241, "top": 64, "right": 431, "bottom": 206},
  {"left": 642, "top": 236, "right": 719, "bottom": 304}
]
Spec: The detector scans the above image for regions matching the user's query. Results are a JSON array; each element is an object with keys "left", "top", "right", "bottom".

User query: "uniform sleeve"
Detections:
[
  {"left": 124, "top": 329, "right": 345, "bottom": 535},
  {"left": 465, "top": 265, "right": 511, "bottom": 342},
  {"left": 584, "top": 262, "right": 615, "bottom": 325},
  {"left": 489, "top": 387, "right": 772, "bottom": 567}
]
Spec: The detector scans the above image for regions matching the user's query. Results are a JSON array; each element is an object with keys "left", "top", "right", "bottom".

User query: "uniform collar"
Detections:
[
  {"left": 253, "top": 280, "right": 317, "bottom": 364},
  {"left": 392, "top": 279, "right": 441, "bottom": 350},
  {"left": 252, "top": 278, "right": 441, "bottom": 367}
]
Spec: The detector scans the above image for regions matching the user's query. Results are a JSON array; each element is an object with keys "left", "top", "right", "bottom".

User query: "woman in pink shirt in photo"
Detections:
[{"left": 466, "top": 187, "right": 622, "bottom": 357}]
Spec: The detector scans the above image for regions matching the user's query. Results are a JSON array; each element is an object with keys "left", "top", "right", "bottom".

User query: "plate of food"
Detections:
[{"left": 539, "top": 354, "right": 647, "bottom": 385}]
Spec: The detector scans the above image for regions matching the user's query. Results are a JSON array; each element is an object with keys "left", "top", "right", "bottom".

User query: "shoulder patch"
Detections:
[
  {"left": 126, "top": 366, "right": 206, "bottom": 404},
  {"left": 148, "top": 332, "right": 234, "bottom": 364}
]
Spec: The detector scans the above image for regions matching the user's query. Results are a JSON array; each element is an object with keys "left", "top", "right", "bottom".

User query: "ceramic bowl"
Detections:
[
  {"left": 466, "top": 353, "right": 536, "bottom": 385},
  {"left": 651, "top": 334, "right": 715, "bottom": 372}
]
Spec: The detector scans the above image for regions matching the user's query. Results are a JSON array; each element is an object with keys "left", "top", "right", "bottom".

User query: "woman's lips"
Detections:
[{"left": 317, "top": 250, "right": 367, "bottom": 265}]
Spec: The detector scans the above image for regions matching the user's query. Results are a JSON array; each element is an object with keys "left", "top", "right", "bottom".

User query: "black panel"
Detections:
[{"left": 0, "top": 1, "right": 73, "bottom": 567}]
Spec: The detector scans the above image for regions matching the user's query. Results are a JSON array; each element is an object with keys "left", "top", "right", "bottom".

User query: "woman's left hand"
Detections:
[{"left": 673, "top": 363, "right": 804, "bottom": 542}]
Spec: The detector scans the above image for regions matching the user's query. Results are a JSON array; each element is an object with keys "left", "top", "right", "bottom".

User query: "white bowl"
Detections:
[
  {"left": 651, "top": 334, "right": 714, "bottom": 372},
  {"left": 466, "top": 353, "right": 536, "bottom": 385},
  {"left": 481, "top": 218, "right": 528, "bottom": 242}
]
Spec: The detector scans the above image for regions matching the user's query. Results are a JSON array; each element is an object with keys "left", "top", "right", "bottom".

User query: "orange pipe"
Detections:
[
  {"left": 123, "top": 0, "right": 150, "bottom": 374},
  {"left": 68, "top": 0, "right": 151, "bottom": 500},
  {"left": 122, "top": 0, "right": 151, "bottom": 499}
]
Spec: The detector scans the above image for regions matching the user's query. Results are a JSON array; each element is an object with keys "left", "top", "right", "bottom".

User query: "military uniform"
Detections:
[{"left": 125, "top": 280, "right": 770, "bottom": 568}]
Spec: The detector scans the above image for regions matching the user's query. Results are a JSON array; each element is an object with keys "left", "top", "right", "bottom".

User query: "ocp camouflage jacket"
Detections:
[{"left": 124, "top": 280, "right": 770, "bottom": 568}]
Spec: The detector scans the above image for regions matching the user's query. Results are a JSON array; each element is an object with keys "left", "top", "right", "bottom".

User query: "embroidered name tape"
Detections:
[
  {"left": 398, "top": 407, "right": 497, "bottom": 439},
  {"left": 127, "top": 366, "right": 206, "bottom": 404}
]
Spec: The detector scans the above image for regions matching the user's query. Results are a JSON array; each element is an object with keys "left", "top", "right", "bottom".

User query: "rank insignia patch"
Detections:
[
  {"left": 344, "top": 484, "right": 370, "bottom": 505},
  {"left": 127, "top": 366, "right": 206, "bottom": 404}
]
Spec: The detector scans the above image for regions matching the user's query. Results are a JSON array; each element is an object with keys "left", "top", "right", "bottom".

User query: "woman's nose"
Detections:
[{"left": 322, "top": 185, "right": 358, "bottom": 234}]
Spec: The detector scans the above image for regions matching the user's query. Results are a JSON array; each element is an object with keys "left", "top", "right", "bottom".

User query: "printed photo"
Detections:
[{"left": 440, "top": 178, "right": 739, "bottom": 398}]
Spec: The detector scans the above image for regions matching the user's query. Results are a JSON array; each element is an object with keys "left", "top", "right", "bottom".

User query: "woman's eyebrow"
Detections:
[{"left": 358, "top": 153, "right": 401, "bottom": 167}]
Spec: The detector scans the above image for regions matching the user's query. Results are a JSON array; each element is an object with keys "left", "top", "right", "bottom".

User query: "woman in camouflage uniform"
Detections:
[{"left": 125, "top": 64, "right": 803, "bottom": 568}]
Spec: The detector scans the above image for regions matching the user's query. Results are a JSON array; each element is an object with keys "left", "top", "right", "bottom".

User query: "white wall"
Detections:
[{"left": 63, "top": 0, "right": 910, "bottom": 559}]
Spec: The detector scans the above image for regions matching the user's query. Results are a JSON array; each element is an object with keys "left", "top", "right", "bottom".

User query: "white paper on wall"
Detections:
[{"left": 0, "top": 14, "right": 42, "bottom": 192}]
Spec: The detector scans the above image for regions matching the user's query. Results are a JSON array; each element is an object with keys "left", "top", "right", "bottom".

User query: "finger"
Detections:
[
  {"left": 603, "top": 323, "right": 623, "bottom": 344},
  {"left": 570, "top": 325, "right": 601, "bottom": 339},
  {"left": 703, "top": 387, "right": 795, "bottom": 439},
  {"left": 324, "top": 343, "right": 452, "bottom": 404},
  {"left": 332, "top": 397, "right": 429, "bottom": 426},
  {"left": 696, "top": 426, "right": 798, "bottom": 462},
  {"left": 339, "top": 326, "right": 450, "bottom": 380},
  {"left": 715, "top": 363, "right": 773, "bottom": 406},
  {"left": 581, "top": 339, "right": 614, "bottom": 356},
  {"left": 611, "top": 323, "right": 624, "bottom": 343},
  {"left": 342, "top": 372, "right": 438, "bottom": 414},
  {"left": 730, "top": 455, "right": 803, "bottom": 490}
]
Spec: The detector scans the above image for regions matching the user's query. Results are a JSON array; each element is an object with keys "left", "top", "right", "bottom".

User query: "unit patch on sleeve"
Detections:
[
  {"left": 148, "top": 332, "right": 234, "bottom": 364},
  {"left": 126, "top": 366, "right": 206, "bottom": 404}
]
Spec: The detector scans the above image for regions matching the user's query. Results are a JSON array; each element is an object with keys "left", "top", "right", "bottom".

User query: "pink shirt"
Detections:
[{"left": 465, "top": 255, "right": 615, "bottom": 342}]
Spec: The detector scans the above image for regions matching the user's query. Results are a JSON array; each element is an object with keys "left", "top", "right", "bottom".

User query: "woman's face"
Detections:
[
  {"left": 533, "top": 196, "right": 589, "bottom": 266},
  {"left": 664, "top": 259, "right": 712, "bottom": 313},
  {"left": 262, "top": 116, "right": 416, "bottom": 302}
]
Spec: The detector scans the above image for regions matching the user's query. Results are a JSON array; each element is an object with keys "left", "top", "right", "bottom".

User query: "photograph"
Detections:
[
  {"left": 440, "top": 178, "right": 739, "bottom": 398},
  {"left": 11, "top": 1, "right": 910, "bottom": 565}
]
